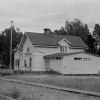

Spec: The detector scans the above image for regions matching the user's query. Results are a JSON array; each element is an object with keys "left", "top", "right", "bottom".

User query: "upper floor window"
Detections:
[
  {"left": 27, "top": 47, "right": 30, "bottom": 52},
  {"left": 60, "top": 46, "right": 67, "bottom": 53}
]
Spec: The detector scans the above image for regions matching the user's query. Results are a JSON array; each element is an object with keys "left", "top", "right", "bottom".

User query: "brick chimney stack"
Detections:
[{"left": 44, "top": 28, "right": 52, "bottom": 36}]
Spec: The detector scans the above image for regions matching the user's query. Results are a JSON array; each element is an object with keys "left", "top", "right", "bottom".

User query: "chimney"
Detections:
[{"left": 44, "top": 28, "right": 52, "bottom": 36}]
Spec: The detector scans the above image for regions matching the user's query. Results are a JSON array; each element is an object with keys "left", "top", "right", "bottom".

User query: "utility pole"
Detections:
[{"left": 9, "top": 20, "right": 13, "bottom": 69}]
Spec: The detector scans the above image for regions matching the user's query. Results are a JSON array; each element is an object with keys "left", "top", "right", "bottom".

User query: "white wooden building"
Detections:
[
  {"left": 44, "top": 52, "right": 100, "bottom": 74},
  {"left": 14, "top": 28, "right": 100, "bottom": 74}
]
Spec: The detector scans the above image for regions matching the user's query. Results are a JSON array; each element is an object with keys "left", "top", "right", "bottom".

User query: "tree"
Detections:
[
  {"left": 54, "top": 26, "right": 68, "bottom": 35},
  {"left": 0, "top": 27, "right": 23, "bottom": 68},
  {"left": 93, "top": 24, "right": 100, "bottom": 37},
  {"left": 86, "top": 34, "right": 96, "bottom": 54},
  {"left": 65, "top": 18, "right": 90, "bottom": 43},
  {"left": 92, "top": 24, "right": 100, "bottom": 55}
]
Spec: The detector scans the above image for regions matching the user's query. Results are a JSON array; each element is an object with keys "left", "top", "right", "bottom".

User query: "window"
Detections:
[
  {"left": 15, "top": 61, "right": 17, "bottom": 66},
  {"left": 15, "top": 60, "right": 20, "bottom": 66},
  {"left": 60, "top": 46, "right": 67, "bottom": 53},
  {"left": 74, "top": 58, "right": 82, "bottom": 60},
  {"left": 27, "top": 47, "right": 30, "bottom": 52},
  {"left": 74, "top": 57, "right": 91, "bottom": 61},
  {"left": 65, "top": 46, "right": 67, "bottom": 52},
  {"left": 24, "top": 60, "right": 27, "bottom": 67},
  {"left": 83, "top": 58, "right": 91, "bottom": 60},
  {"left": 56, "top": 57, "right": 61, "bottom": 60},
  {"left": 45, "top": 58, "right": 50, "bottom": 61},
  {"left": 60, "top": 46, "right": 63, "bottom": 52},
  {"left": 63, "top": 46, "right": 64, "bottom": 52}
]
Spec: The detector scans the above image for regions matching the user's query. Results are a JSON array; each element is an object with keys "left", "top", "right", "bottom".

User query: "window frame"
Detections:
[
  {"left": 27, "top": 46, "right": 30, "bottom": 52},
  {"left": 60, "top": 46, "right": 67, "bottom": 53}
]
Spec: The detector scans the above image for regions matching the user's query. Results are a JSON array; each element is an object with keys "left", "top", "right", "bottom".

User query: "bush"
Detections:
[
  {"left": 13, "top": 70, "right": 26, "bottom": 74},
  {"left": 19, "top": 93, "right": 36, "bottom": 100},
  {"left": 3, "top": 87, "right": 22, "bottom": 99},
  {"left": 11, "top": 87, "right": 22, "bottom": 99},
  {"left": 46, "top": 68, "right": 61, "bottom": 75}
]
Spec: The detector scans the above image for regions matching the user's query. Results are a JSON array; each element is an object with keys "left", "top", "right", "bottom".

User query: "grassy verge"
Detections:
[
  {"left": 0, "top": 87, "right": 38, "bottom": 100},
  {"left": 1, "top": 74, "right": 100, "bottom": 92}
]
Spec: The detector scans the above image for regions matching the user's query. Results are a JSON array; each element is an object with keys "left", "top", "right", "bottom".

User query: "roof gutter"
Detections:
[
  {"left": 34, "top": 45, "right": 59, "bottom": 48},
  {"left": 69, "top": 46, "right": 88, "bottom": 49}
]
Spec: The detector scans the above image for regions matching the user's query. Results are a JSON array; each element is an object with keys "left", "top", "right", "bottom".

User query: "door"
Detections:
[
  {"left": 29, "top": 58, "right": 32, "bottom": 71},
  {"left": 46, "top": 61, "right": 50, "bottom": 71},
  {"left": 18, "top": 61, "right": 20, "bottom": 70}
]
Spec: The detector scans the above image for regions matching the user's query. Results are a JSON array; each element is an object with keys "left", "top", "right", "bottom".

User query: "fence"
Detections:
[{"left": 0, "top": 69, "right": 14, "bottom": 75}]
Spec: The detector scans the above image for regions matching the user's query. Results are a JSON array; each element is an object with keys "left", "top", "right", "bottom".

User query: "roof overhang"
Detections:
[
  {"left": 18, "top": 33, "right": 26, "bottom": 49},
  {"left": 44, "top": 52, "right": 84, "bottom": 59},
  {"left": 69, "top": 46, "right": 87, "bottom": 49},
  {"left": 34, "top": 45, "right": 59, "bottom": 48}
]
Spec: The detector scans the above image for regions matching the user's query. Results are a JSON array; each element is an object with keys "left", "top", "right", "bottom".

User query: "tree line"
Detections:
[
  {"left": 0, "top": 27, "right": 23, "bottom": 68},
  {"left": 0, "top": 18, "right": 100, "bottom": 68}
]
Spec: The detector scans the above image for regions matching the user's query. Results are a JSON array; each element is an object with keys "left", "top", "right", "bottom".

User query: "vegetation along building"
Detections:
[{"left": 14, "top": 28, "right": 100, "bottom": 74}]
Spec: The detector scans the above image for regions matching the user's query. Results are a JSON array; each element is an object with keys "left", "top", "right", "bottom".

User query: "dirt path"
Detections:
[{"left": 0, "top": 80, "right": 99, "bottom": 100}]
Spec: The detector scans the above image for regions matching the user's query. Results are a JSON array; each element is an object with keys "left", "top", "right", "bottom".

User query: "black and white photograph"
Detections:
[{"left": 0, "top": 0, "right": 100, "bottom": 100}]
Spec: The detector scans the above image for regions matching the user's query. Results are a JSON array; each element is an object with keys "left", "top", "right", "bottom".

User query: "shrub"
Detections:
[
  {"left": 3, "top": 87, "right": 22, "bottom": 99},
  {"left": 19, "top": 94, "right": 36, "bottom": 100},
  {"left": 13, "top": 70, "right": 26, "bottom": 74},
  {"left": 11, "top": 87, "right": 22, "bottom": 99},
  {"left": 46, "top": 68, "right": 61, "bottom": 75}
]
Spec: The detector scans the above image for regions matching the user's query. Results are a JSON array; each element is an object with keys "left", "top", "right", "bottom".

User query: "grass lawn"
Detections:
[
  {"left": 1, "top": 74, "right": 100, "bottom": 93},
  {"left": 0, "top": 79, "right": 99, "bottom": 100}
]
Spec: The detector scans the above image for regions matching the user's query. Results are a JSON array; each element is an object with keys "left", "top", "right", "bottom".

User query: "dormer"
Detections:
[{"left": 58, "top": 38, "right": 71, "bottom": 53}]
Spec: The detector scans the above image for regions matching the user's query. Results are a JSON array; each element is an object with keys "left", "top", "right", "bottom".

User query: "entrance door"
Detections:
[
  {"left": 46, "top": 61, "right": 50, "bottom": 71},
  {"left": 29, "top": 58, "right": 32, "bottom": 71},
  {"left": 18, "top": 61, "right": 19, "bottom": 70}
]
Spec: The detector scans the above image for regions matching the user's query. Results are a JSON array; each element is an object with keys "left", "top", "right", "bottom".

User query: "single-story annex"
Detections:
[{"left": 14, "top": 28, "right": 100, "bottom": 74}]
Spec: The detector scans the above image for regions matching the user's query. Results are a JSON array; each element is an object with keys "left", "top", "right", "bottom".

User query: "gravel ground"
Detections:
[{"left": 0, "top": 80, "right": 100, "bottom": 100}]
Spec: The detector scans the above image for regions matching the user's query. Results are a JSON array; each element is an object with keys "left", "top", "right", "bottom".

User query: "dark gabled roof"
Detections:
[
  {"left": 52, "top": 35, "right": 88, "bottom": 48},
  {"left": 25, "top": 32, "right": 88, "bottom": 48},
  {"left": 44, "top": 52, "right": 84, "bottom": 58},
  {"left": 26, "top": 32, "right": 58, "bottom": 46}
]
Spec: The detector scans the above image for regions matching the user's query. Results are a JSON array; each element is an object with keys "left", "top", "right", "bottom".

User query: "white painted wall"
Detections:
[
  {"left": 34, "top": 46, "right": 60, "bottom": 55},
  {"left": 63, "top": 53, "right": 100, "bottom": 74},
  {"left": 50, "top": 59, "right": 63, "bottom": 73},
  {"left": 14, "top": 35, "right": 35, "bottom": 71},
  {"left": 31, "top": 46, "right": 60, "bottom": 71},
  {"left": 59, "top": 40, "right": 84, "bottom": 53},
  {"left": 33, "top": 51, "right": 46, "bottom": 71},
  {"left": 22, "top": 36, "right": 34, "bottom": 55},
  {"left": 68, "top": 48, "right": 84, "bottom": 53}
]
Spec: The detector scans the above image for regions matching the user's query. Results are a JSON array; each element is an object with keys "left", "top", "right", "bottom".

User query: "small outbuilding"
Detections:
[{"left": 44, "top": 52, "right": 100, "bottom": 75}]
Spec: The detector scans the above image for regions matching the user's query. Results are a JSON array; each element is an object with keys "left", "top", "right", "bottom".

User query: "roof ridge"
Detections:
[{"left": 25, "top": 31, "right": 43, "bottom": 34}]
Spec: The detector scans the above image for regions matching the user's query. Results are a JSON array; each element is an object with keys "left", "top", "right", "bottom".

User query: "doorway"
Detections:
[
  {"left": 29, "top": 58, "right": 32, "bottom": 71},
  {"left": 46, "top": 61, "right": 50, "bottom": 71}
]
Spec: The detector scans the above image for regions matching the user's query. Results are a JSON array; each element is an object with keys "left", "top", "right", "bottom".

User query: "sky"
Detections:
[{"left": 0, "top": 0, "right": 100, "bottom": 33}]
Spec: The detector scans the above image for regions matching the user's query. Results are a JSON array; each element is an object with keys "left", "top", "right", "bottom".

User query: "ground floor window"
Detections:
[
  {"left": 15, "top": 60, "right": 20, "bottom": 67},
  {"left": 24, "top": 60, "right": 27, "bottom": 67},
  {"left": 74, "top": 57, "right": 91, "bottom": 61}
]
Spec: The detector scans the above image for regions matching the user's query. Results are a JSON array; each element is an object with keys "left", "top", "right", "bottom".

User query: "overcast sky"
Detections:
[{"left": 0, "top": 0, "right": 100, "bottom": 33}]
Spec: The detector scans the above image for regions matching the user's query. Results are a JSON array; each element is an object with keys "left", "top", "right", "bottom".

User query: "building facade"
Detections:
[{"left": 14, "top": 29, "right": 100, "bottom": 74}]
